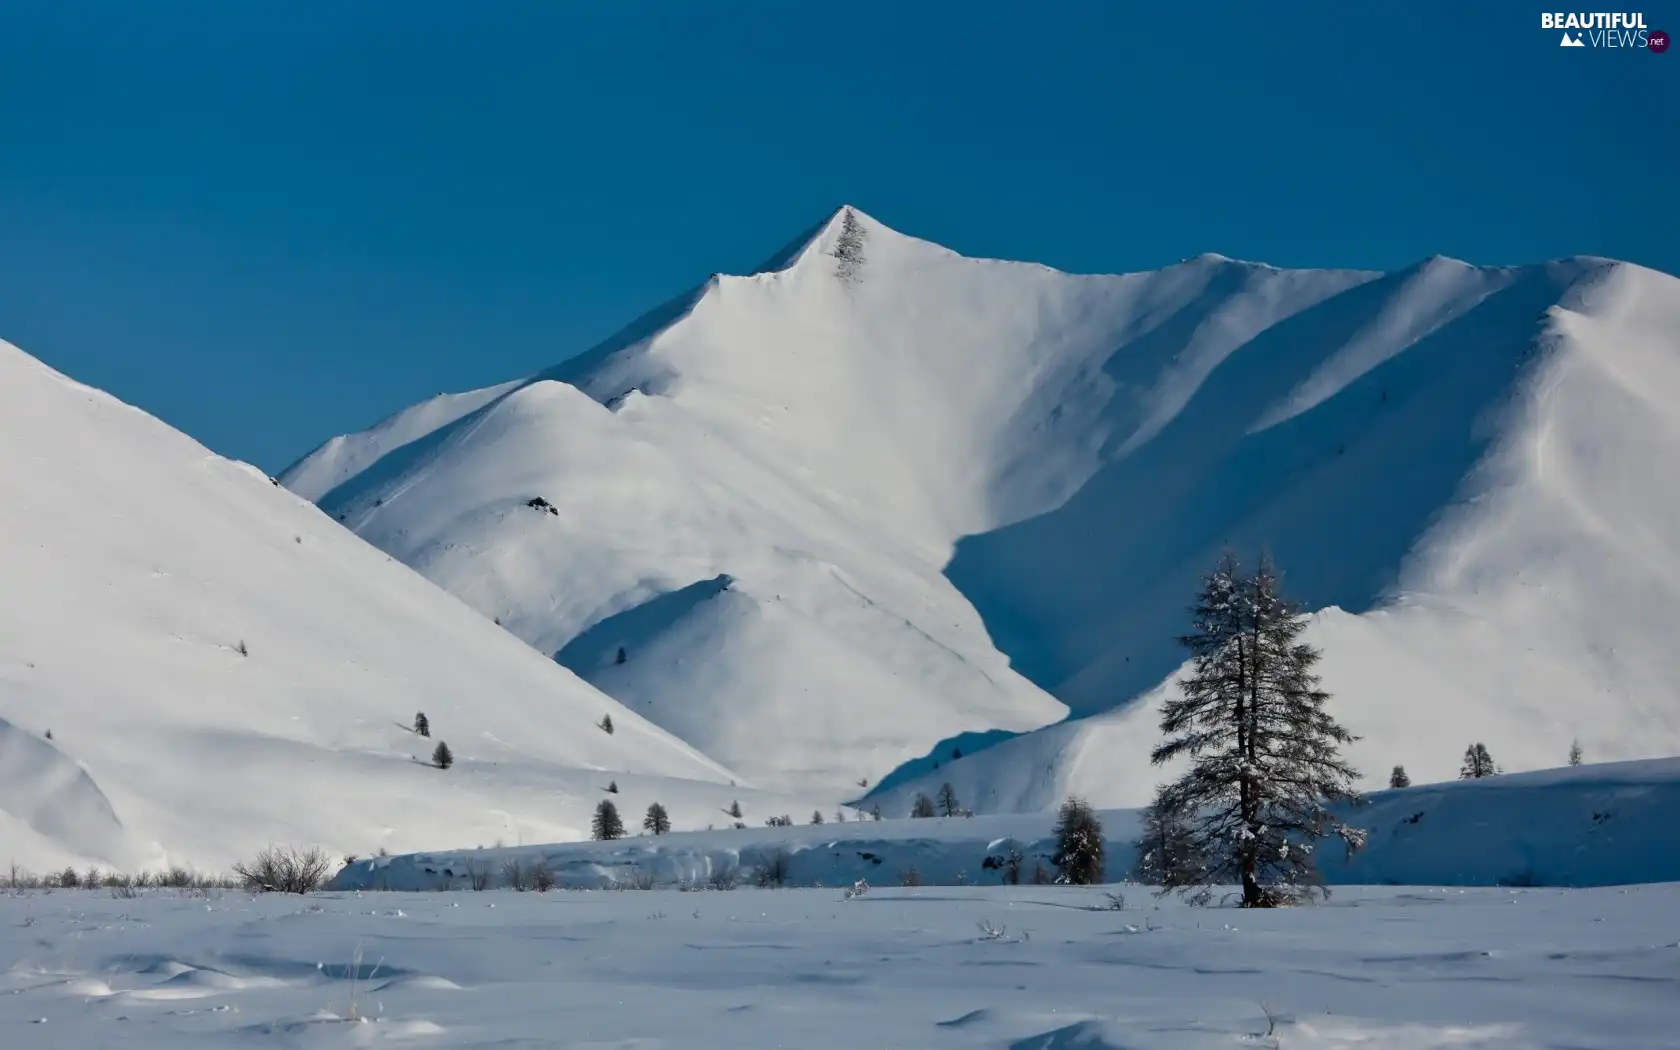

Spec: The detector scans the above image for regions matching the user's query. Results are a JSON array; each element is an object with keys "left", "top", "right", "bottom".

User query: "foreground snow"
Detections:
[{"left": 3, "top": 884, "right": 1676, "bottom": 1049}]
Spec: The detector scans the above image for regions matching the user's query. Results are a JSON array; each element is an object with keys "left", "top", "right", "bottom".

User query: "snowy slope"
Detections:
[
  {"left": 284, "top": 207, "right": 1680, "bottom": 805},
  {"left": 0, "top": 340, "right": 829, "bottom": 872}
]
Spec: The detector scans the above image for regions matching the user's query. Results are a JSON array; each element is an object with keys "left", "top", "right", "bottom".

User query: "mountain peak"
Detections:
[{"left": 753, "top": 204, "right": 893, "bottom": 275}]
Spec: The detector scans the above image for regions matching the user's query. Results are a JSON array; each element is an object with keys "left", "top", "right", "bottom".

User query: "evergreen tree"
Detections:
[
  {"left": 1135, "top": 784, "right": 1202, "bottom": 886},
  {"left": 615, "top": 646, "right": 627, "bottom": 665},
  {"left": 1151, "top": 553, "right": 1366, "bottom": 907},
  {"left": 643, "top": 802, "right": 671, "bottom": 836},
  {"left": 1568, "top": 739, "right": 1583, "bottom": 766},
  {"left": 910, "top": 793, "right": 937, "bottom": 818},
  {"left": 598, "top": 714, "right": 614, "bottom": 735},
  {"left": 832, "top": 207, "right": 867, "bottom": 283},
  {"left": 834, "top": 808, "right": 846, "bottom": 822},
  {"left": 728, "top": 799, "right": 743, "bottom": 819},
  {"left": 810, "top": 810, "right": 824, "bottom": 825},
  {"left": 1460, "top": 743, "right": 1497, "bottom": 779},
  {"left": 937, "top": 782, "right": 962, "bottom": 817},
  {"left": 592, "top": 799, "right": 624, "bottom": 840},
  {"left": 869, "top": 804, "right": 883, "bottom": 821},
  {"left": 414, "top": 711, "right": 430, "bottom": 737},
  {"left": 1051, "top": 796, "right": 1105, "bottom": 885},
  {"left": 431, "top": 741, "right": 453, "bottom": 769},
  {"left": 1389, "top": 765, "right": 1411, "bottom": 789},
  {"left": 606, "top": 780, "right": 619, "bottom": 794}
]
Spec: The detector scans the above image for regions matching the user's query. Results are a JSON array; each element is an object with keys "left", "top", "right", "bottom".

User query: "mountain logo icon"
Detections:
[{"left": 1560, "top": 31, "right": 1586, "bottom": 46}]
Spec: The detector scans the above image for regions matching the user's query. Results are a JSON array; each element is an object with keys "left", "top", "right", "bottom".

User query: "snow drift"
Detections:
[
  {"left": 284, "top": 207, "right": 1680, "bottom": 805},
  {"left": 0, "top": 339, "right": 829, "bottom": 871},
  {"left": 332, "top": 758, "right": 1680, "bottom": 892}
]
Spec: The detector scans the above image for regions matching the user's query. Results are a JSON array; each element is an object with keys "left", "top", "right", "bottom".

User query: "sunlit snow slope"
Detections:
[
  {"left": 0, "top": 341, "right": 825, "bottom": 872},
  {"left": 284, "top": 208, "right": 1680, "bottom": 807}
]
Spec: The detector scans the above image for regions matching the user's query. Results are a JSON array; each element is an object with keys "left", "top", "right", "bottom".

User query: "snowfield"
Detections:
[
  {"left": 283, "top": 207, "right": 1680, "bottom": 805},
  {"left": 0, "top": 340, "right": 829, "bottom": 873},
  {"left": 331, "top": 758, "right": 1680, "bottom": 893},
  {"left": 2, "top": 883, "right": 1677, "bottom": 1049}
]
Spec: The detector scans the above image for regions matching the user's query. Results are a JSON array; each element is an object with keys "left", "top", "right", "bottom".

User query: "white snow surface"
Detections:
[
  {"left": 0, "top": 340, "right": 830, "bottom": 872},
  {"left": 282, "top": 208, "right": 1680, "bottom": 805},
  {"left": 332, "top": 757, "right": 1680, "bottom": 893},
  {"left": 2, "top": 883, "right": 1677, "bottom": 1049}
]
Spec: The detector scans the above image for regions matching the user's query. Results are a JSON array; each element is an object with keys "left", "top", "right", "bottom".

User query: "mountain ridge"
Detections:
[{"left": 280, "top": 207, "right": 1680, "bottom": 807}]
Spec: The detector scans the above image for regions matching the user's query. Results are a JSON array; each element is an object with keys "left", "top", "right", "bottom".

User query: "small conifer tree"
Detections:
[
  {"left": 810, "top": 810, "right": 824, "bottom": 825},
  {"left": 432, "top": 741, "right": 453, "bottom": 769},
  {"left": 728, "top": 799, "right": 743, "bottom": 819},
  {"left": 414, "top": 711, "right": 430, "bottom": 737},
  {"left": 1389, "top": 765, "right": 1411, "bottom": 789},
  {"left": 1051, "top": 796, "right": 1105, "bottom": 885},
  {"left": 598, "top": 714, "right": 614, "bottom": 735},
  {"left": 1568, "top": 739, "right": 1583, "bottom": 766},
  {"left": 1460, "top": 743, "right": 1497, "bottom": 779},
  {"left": 592, "top": 799, "right": 624, "bottom": 840},
  {"left": 643, "top": 802, "right": 671, "bottom": 835},
  {"left": 606, "top": 780, "right": 619, "bottom": 794},
  {"left": 1136, "top": 784, "right": 1202, "bottom": 886},
  {"left": 937, "top": 782, "right": 962, "bottom": 817}
]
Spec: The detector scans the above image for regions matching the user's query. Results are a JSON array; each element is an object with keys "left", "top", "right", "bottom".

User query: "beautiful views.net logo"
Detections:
[{"left": 1541, "top": 12, "right": 1670, "bottom": 49}]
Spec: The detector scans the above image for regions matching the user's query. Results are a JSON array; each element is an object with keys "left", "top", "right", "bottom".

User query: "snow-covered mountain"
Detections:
[
  {"left": 0, "top": 340, "right": 827, "bottom": 872},
  {"left": 283, "top": 207, "right": 1680, "bottom": 808}
]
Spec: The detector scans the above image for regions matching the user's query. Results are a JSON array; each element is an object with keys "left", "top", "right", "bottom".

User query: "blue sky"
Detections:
[{"left": 1, "top": 1, "right": 1672, "bottom": 471}]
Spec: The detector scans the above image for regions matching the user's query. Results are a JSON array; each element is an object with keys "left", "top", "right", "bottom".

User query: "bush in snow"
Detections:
[
  {"left": 592, "top": 799, "right": 625, "bottom": 840},
  {"left": 1389, "top": 765, "right": 1411, "bottom": 789},
  {"left": 414, "top": 711, "right": 430, "bottom": 737},
  {"left": 1460, "top": 743, "right": 1498, "bottom": 779},
  {"left": 1569, "top": 739, "right": 1583, "bottom": 766},
  {"left": 1150, "top": 552, "right": 1365, "bottom": 907},
  {"left": 937, "top": 782, "right": 962, "bottom": 817},
  {"left": 1051, "top": 796, "right": 1105, "bottom": 885},
  {"left": 232, "top": 845, "right": 330, "bottom": 894},
  {"left": 235, "top": 640, "right": 248, "bottom": 656},
  {"left": 643, "top": 801, "right": 671, "bottom": 835},
  {"left": 524, "top": 496, "right": 558, "bottom": 515},
  {"left": 910, "top": 793, "right": 937, "bottom": 819},
  {"left": 432, "top": 741, "right": 453, "bottom": 769},
  {"left": 869, "top": 804, "right": 883, "bottom": 821},
  {"left": 531, "top": 865, "right": 557, "bottom": 892},
  {"left": 897, "top": 866, "right": 924, "bottom": 887}
]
